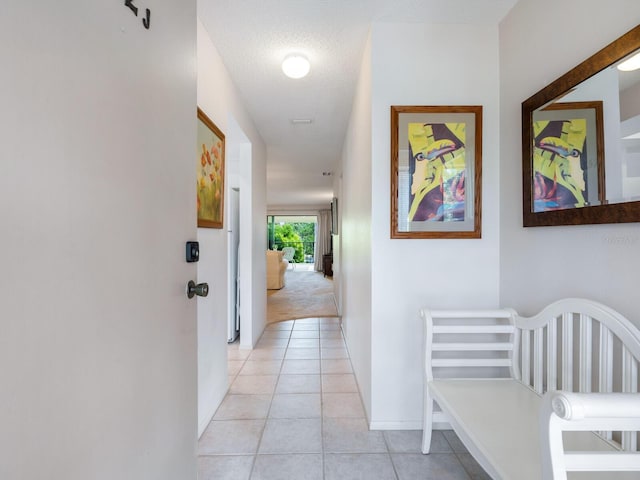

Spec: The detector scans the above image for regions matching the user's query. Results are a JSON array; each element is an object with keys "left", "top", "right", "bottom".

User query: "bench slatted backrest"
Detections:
[
  {"left": 423, "top": 299, "right": 640, "bottom": 453},
  {"left": 514, "top": 298, "right": 640, "bottom": 452},
  {"left": 423, "top": 308, "right": 519, "bottom": 383}
]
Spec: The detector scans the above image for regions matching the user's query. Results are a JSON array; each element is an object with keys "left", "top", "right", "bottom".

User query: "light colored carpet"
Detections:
[{"left": 267, "top": 270, "right": 338, "bottom": 323}]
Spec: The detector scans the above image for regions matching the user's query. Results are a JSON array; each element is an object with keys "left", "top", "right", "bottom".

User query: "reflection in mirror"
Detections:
[
  {"left": 532, "top": 101, "right": 604, "bottom": 212},
  {"left": 522, "top": 24, "right": 640, "bottom": 226},
  {"left": 619, "top": 55, "right": 640, "bottom": 201}
]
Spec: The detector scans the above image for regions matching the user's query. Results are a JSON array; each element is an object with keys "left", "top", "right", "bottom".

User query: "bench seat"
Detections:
[
  {"left": 430, "top": 379, "right": 634, "bottom": 479},
  {"left": 422, "top": 299, "right": 640, "bottom": 479}
]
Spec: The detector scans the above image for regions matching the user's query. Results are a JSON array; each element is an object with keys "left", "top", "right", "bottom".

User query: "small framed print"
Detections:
[{"left": 197, "top": 107, "right": 225, "bottom": 229}]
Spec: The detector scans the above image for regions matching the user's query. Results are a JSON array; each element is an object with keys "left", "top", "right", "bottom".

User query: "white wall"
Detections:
[
  {"left": 248, "top": 143, "right": 268, "bottom": 352},
  {"left": 0, "top": 2, "right": 198, "bottom": 478},
  {"left": 621, "top": 81, "right": 640, "bottom": 121},
  {"left": 368, "top": 23, "right": 502, "bottom": 428},
  {"left": 267, "top": 205, "right": 330, "bottom": 214},
  {"left": 499, "top": 1, "right": 640, "bottom": 321},
  {"left": 333, "top": 173, "right": 344, "bottom": 315},
  {"left": 340, "top": 34, "right": 374, "bottom": 419},
  {"left": 196, "top": 19, "right": 267, "bottom": 435}
]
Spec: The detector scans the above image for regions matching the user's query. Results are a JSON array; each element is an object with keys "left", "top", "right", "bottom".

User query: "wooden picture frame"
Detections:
[
  {"left": 522, "top": 24, "right": 640, "bottom": 227},
  {"left": 331, "top": 197, "right": 338, "bottom": 235},
  {"left": 530, "top": 101, "right": 605, "bottom": 214},
  {"left": 390, "top": 105, "right": 482, "bottom": 239},
  {"left": 197, "top": 107, "right": 225, "bottom": 229}
]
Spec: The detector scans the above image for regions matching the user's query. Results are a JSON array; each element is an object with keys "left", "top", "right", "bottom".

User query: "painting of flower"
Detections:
[{"left": 197, "top": 108, "right": 225, "bottom": 228}]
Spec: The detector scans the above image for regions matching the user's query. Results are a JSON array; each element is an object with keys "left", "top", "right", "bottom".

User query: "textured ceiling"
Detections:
[{"left": 198, "top": 0, "right": 519, "bottom": 208}]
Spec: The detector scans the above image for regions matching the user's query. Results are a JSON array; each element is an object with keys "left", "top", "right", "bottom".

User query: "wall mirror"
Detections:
[{"left": 522, "top": 24, "right": 640, "bottom": 227}]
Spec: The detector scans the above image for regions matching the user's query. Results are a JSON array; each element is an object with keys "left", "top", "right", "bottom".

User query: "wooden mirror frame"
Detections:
[{"left": 522, "top": 25, "right": 640, "bottom": 227}]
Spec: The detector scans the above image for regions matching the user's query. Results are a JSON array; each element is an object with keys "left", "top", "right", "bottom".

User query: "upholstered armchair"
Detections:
[{"left": 266, "top": 250, "right": 288, "bottom": 289}]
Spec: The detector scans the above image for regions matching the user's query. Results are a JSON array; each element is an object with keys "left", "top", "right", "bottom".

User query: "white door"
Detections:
[{"left": 0, "top": 2, "right": 198, "bottom": 479}]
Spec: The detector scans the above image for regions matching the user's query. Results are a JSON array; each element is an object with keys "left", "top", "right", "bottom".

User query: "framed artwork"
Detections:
[
  {"left": 530, "top": 101, "right": 605, "bottom": 214},
  {"left": 197, "top": 107, "right": 225, "bottom": 229},
  {"left": 390, "top": 105, "right": 482, "bottom": 239},
  {"left": 331, "top": 197, "right": 338, "bottom": 235}
]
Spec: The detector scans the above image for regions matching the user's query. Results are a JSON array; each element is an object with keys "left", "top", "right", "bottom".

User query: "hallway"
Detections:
[{"left": 198, "top": 317, "right": 488, "bottom": 479}]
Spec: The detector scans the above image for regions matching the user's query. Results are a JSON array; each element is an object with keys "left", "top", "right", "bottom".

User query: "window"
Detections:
[{"left": 267, "top": 215, "right": 317, "bottom": 264}]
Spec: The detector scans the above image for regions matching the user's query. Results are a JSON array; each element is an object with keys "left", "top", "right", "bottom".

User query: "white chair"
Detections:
[{"left": 281, "top": 247, "right": 295, "bottom": 269}]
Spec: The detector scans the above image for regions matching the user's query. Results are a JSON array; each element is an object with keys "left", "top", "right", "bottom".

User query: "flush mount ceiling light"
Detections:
[
  {"left": 282, "top": 54, "right": 310, "bottom": 79},
  {"left": 617, "top": 52, "right": 640, "bottom": 71}
]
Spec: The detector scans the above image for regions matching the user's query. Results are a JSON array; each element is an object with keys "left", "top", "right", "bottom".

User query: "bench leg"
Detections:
[
  {"left": 422, "top": 386, "right": 434, "bottom": 454},
  {"left": 540, "top": 395, "right": 569, "bottom": 480}
]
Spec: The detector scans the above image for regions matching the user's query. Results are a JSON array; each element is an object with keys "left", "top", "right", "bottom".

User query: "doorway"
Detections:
[
  {"left": 267, "top": 215, "right": 317, "bottom": 270},
  {"left": 227, "top": 188, "right": 240, "bottom": 342}
]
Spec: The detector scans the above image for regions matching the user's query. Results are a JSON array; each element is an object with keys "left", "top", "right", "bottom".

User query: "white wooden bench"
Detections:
[{"left": 421, "top": 298, "right": 640, "bottom": 479}]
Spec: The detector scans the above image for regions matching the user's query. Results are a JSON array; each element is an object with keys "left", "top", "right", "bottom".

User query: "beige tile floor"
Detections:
[{"left": 198, "top": 317, "right": 490, "bottom": 480}]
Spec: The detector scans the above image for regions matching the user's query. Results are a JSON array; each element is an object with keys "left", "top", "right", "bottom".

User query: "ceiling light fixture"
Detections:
[
  {"left": 291, "top": 118, "right": 313, "bottom": 124},
  {"left": 617, "top": 52, "right": 640, "bottom": 71},
  {"left": 282, "top": 54, "right": 310, "bottom": 79}
]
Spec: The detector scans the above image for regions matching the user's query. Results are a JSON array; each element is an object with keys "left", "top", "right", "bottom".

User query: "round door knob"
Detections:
[{"left": 187, "top": 280, "right": 209, "bottom": 299}]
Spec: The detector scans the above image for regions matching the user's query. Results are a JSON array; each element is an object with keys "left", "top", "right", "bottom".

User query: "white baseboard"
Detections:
[
  {"left": 369, "top": 421, "right": 422, "bottom": 430},
  {"left": 369, "top": 413, "right": 451, "bottom": 431},
  {"left": 433, "top": 411, "right": 452, "bottom": 430}
]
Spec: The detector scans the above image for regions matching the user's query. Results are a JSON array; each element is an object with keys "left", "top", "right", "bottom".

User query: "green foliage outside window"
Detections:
[
  {"left": 273, "top": 224, "right": 304, "bottom": 262},
  {"left": 272, "top": 222, "right": 316, "bottom": 262},
  {"left": 288, "top": 223, "right": 315, "bottom": 257}
]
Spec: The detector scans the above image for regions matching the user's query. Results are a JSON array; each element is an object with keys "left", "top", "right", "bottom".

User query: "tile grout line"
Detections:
[
  {"left": 253, "top": 320, "right": 296, "bottom": 478},
  {"left": 441, "top": 431, "right": 474, "bottom": 480},
  {"left": 216, "top": 320, "right": 481, "bottom": 479},
  {"left": 319, "top": 320, "right": 326, "bottom": 480},
  {"left": 217, "top": 318, "right": 359, "bottom": 479},
  {"left": 381, "top": 429, "right": 401, "bottom": 480}
]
